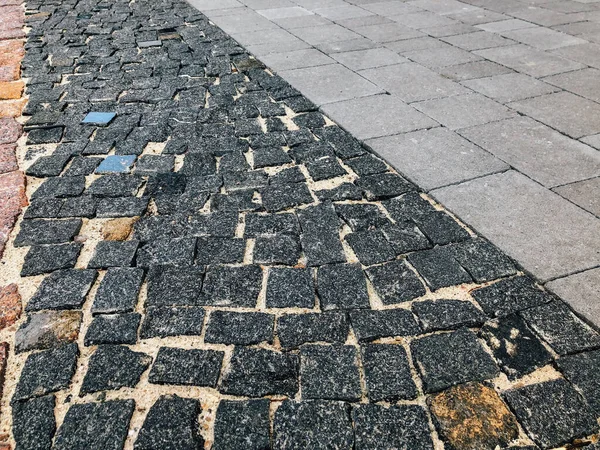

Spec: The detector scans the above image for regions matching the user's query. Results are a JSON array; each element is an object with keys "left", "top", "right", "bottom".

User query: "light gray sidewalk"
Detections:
[{"left": 189, "top": 0, "right": 600, "bottom": 324}]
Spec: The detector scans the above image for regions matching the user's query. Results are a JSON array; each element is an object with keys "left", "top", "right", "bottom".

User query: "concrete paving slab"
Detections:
[
  {"left": 413, "top": 93, "right": 516, "bottom": 130},
  {"left": 365, "top": 127, "right": 509, "bottom": 190},
  {"left": 187, "top": 0, "right": 243, "bottom": 10},
  {"left": 246, "top": 39, "right": 311, "bottom": 56},
  {"left": 353, "top": 22, "right": 425, "bottom": 42},
  {"left": 553, "top": 177, "right": 600, "bottom": 217},
  {"left": 231, "top": 27, "right": 300, "bottom": 46},
  {"left": 407, "top": 0, "right": 479, "bottom": 15},
  {"left": 552, "top": 42, "right": 600, "bottom": 68},
  {"left": 389, "top": 11, "right": 457, "bottom": 29},
  {"left": 359, "top": 62, "right": 469, "bottom": 102},
  {"left": 508, "top": 7, "right": 574, "bottom": 26},
  {"left": 290, "top": 23, "right": 362, "bottom": 44},
  {"left": 420, "top": 23, "right": 477, "bottom": 37},
  {"left": 544, "top": 68, "right": 600, "bottom": 103},
  {"left": 581, "top": 133, "right": 600, "bottom": 150},
  {"left": 436, "top": 60, "right": 514, "bottom": 81},
  {"left": 279, "top": 63, "right": 383, "bottom": 104},
  {"left": 446, "top": 9, "right": 510, "bottom": 25},
  {"left": 209, "top": 10, "right": 280, "bottom": 33},
  {"left": 336, "top": 15, "right": 394, "bottom": 31},
  {"left": 546, "top": 268, "right": 600, "bottom": 325},
  {"left": 475, "top": 44, "right": 586, "bottom": 77},
  {"left": 459, "top": 117, "right": 600, "bottom": 187},
  {"left": 508, "top": 91, "right": 600, "bottom": 139},
  {"left": 475, "top": 18, "right": 538, "bottom": 32},
  {"left": 321, "top": 94, "right": 438, "bottom": 139},
  {"left": 431, "top": 170, "right": 600, "bottom": 282},
  {"left": 501, "top": 27, "right": 588, "bottom": 50},
  {"left": 258, "top": 48, "right": 335, "bottom": 71},
  {"left": 331, "top": 47, "right": 409, "bottom": 70},
  {"left": 272, "top": 14, "right": 332, "bottom": 28},
  {"left": 461, "top": 73, "right": 559, "bottom": 103},
  {"left": 441, "top": 31, "right": 515, "bottom": 50},
  {"left": 315, "top": 38, "right": 380, "bottom": 53},
  {"left": 257, "top": 6, "right": 313, "bottom": 19},
  {"left": 314, "top": 5, "right": 374, "bottom": 20},
  {"left": 384, "top": 36, "right": 447, "bottom": 53},
  {"left": 403, "top": 45, "right": 482, "bottom": 67},
  {"left": 361, "top": 1, "right": 423, "bottom": 16}
]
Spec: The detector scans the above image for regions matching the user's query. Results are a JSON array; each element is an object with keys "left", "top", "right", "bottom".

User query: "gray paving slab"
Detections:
[
  {"left": 389, "top": 11, "right": 457, "bottom": 29},
  {"left": 413, "top": 93, "right": 516, "bottom": 130},
  {"left": 187, "top": 0, "right": 243, "bottom": 10},
  {"left": 243, "top": 0, "right": 295, "bottom": 8},
  {"left": 315, "top": 38, "right": 380, "bottom": 54},
  {"left": 446, "top": 9, "right": 510, "bottom": 25},
  {"left": 359, "top": 62, "right": 469, "bottom": 102},
  {"left": 475, "top": 18, "right": 538, "bottom": 32},
  {"left": 508, "top": 91, "right": 600, "bottom": 139},
  {"left": 461, "top": 73, "right": 559, "bottom": 103},
  {"left": 407, "top": 0, "right": 479, "bottom": 15},
  {"left": 256, "top": 6, "right": 313, "bottom": 20},
  {"left": 501, "top": 27, "right": 588, "bottom": 50},
  {"left": 279, "top": 63, "right": 383, "bottom": 105},
  {"left": 420, "top": 23, "right": 477, "bottom": 37},
  {"left": 475, "top": 44, "right": 586, "bottom": 77},
  {"left": 508, "top": 7, "right": 574, "bottom": 26},
  {"left": 459, "top": 117, "right": 600, "bottom": 187},
  {"left": 321, "top": 94, "right": 438, "bottom": 139},
  {"left": 553, "top": 177, "right": 600, "bottom": 217},
  {"left": 314, "top": 5, "right": 374, "bottom": 20},
  {"left": 272, "top": 14, "right": 332, "bottom": 28},
  {"left": 552, "top": 43, "right": 600, "bottom": 68},
  {"left": 384, "top": 36, "right": 447, "bottom": 53},
  {"left": 331, "top": 47, "right": 408, "bottom": 70},
  {"left": 437, "top": 60, "right": 514, "bottom": 81},
  {"left": 336, "top": 15, "right": 394, "bottom": 31},
  {"left": 403, "top": 45, "right": 482, "bottom": 68},
  {"left": 259, "top": 48, "right": 335, "bottom": 71},
  {"left": 246, "top": 39, "right": 311, "bottom": 56},
  {"left": 290, "top": 23, "right": 362, "bottom": 44},
  {"left": 441, "top": 31, "right": 515, "bottom": 50},
  {"left": 544, "top": 68, "right": 600, "bottom": 103},
  {"left": 365, "top": 127, "right": 509, "bottom": 190},
  {"left": 546, "top": 268, "right": 600, "bottom": 325},
  {"left": 431, "top": 170, "right": 600, "bottom": 282},
  {"left": 353, "top": 22, "right": 425, "bottom": 43},
  {"left": 209, "top": 10, "right": 280, "bottom": 33},
  {"left": 361, "top": 1, "right": 423, "bottom": 16},
  {"left": 581, "top": 133, "right": 600, "bottom": 150}
]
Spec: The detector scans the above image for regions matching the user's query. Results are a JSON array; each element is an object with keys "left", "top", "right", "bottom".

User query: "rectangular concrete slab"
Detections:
[
  {"left": 552, "top": 42, "right": 600, "bottom": 68},
  {"left": 459, "top": 117, "right": 600, "bottom": 187},
  {"left": 475, "top": 18, "right": 538, "bottom": 32},
  {"left": 461, "top": 73, "right": 559, "bottom": 103},
  {"left": 501, "top": 27, "right": 588, "bottom": 50},
  {"left": 359, "top": 62, "right": 469, "bottom": 102},
  {"left": 431, "top": 170, "right": 600, "bottom": 282},
  {"left": 365, "top": 127, "right": 509, "bottom": 190},
  {"left": 353, "top": 22, "right": 425, "bottom": 43},
  {"left": 209, "top": 10, "right": 280, "bottom": 33},
  {"left": 290, "top": 23, "right": 362, "bottom": 44},
  {"left": 544, "top": 68, "right": 600, "bottom": 103},
  {"left": 321, "top": 94, "right": 438, "bottom": 140},
  {"left": 553, "top": 177, "right": 600, "bottom": 217},
  {"left": 331, "top": 47, "right": 408, "bottom": 70},
  {"left": 413, "top": 93, "right": 516, "bottom": 130},
  {"left": 475, "top": 44, "right": 586, "bottom": 77},
  {"left": 508, "top": 91, "right": 600, "bottom": 139},
  {"left": 546, "top": 268, "right": 600, "bottom": 325},
  {"left": 259, "top": 48, "right": 335, "bottom": 71},
  {"left": 279, "top": 63, "right": 383, "bottom": 105},
  {"left": 402, "top": 45, "right": 482, "bottom": 68}
]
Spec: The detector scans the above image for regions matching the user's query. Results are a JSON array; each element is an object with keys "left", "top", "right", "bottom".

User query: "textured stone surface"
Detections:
[
  {"left": 504, "top": 379, "right": 597, "bottom": 449},
  {"left": 429, "top": 383, "right": 519, "bottom": 450},
  {"left": 12, "top": 395, "right": 56, "bottom": 450},
  {"left": 213, "top": 399, "right": 270, "bottom": 450},
  {"left": 362, "top": 344, "right": 417, "bottom": 401},
  {"left": 15, "top": 310, "right": 81, "bottom": 353},
  {"left": 54, "top": 400, "right": 135, "bottom": 450},
  {"left": 0, "top": 284, "right": 21, "bottom": 330},
  {"left": 134, "top": 395, "right": 203, "bottom": 450},
  {"left": 149, "top": 347, "right": 223, "bottom": 387}
]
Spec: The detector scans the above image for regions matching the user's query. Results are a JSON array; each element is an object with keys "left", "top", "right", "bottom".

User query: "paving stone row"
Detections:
[{"left": 3, "top": 0, "right": 600, "bottom": 448}]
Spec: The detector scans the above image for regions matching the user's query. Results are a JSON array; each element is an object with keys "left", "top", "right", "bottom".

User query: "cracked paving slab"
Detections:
[{"left": 0, "top": 0, "right": 599, "bottom": 449}]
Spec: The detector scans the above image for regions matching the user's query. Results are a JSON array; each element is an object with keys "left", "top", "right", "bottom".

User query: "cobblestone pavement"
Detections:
[
  {"left": 0, "top": 0, "right": 600, "bottom": 448},
  {"left": 193, "top": 0, "right": 600, "bottom": 326}
]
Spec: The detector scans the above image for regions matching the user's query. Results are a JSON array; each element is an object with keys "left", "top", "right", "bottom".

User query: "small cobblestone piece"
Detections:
[
  {"left": 85, "top": 313, "right": 141, "bottom": 345},
  {"left": 0, "top": 283, "right": 21, "bottom": 330},
  {"left": 203, "top": 265, "right": 263, "bottom": 307},
  {"left": 361, "top": 344, "right": 417, "bottom": 401},
  {"left": 15, "top": 310, "right": 82, "bottom": 353},
  {"left": 213, "top": 399, "right": 271, "bottom": 450},
  {"left": 13, "top": 343, "right": 78, "bottom": 402},
  {"left": 277, "top": 312, "right": 349, "bottom": 349},
  {"left": 12, "top": 395, "right": 56, "bottom": 450},
  {"left": 274, "top": 400, "right": 354, "bottom": 449},
  {"left": 92, "top": 267, "right": 143, "bottom": 314},
  {"left": 353, "top": 404, "right": 434, "bottom": 450},
  {"left": 503, "top": 379, "right": 597, "bottom": 449},
  {"left": 80, "top": 345, "right": 152, "bottom": 395},
  {"left": 135, "top": 395, "right": 203, "bottom": 450},
  {"left": 221, "top": 347, "right": 298, "bottom": 397},
  {"left": 205, "top": 311, "right": 274, "bottom": 345},
  {"left": 429, "top": 382, "right": 519, "bottom": 450},
  {"left": 149, "top": 347, "right": 223, "bottom": 387},
  {"left": 557, "top": 349, "right": 600, "bottom": 415},
  {"left": 146, "top": 266, "right": 204, "bottom": 307},
  {"left": 365, "top": 260, "right": 426, "bottom": 304},
  {"left": 411, "top": 328, "right": 498, "bottom": 393},
  {"left": 27, "top": 269, "right": 96, "bottom": 311},
  {"left": 141, "top": 306, "right": 205, "bottom": 338},
  {"left": 350, "top": 308, "right": 421, "bottom": 342},
  {"left": 316, "top": 263, "right": 370, "bottom": 310},
  {"left": 266, "top": 267, "right": 314, "bottom": 308},
  {"left": 300, "top": 344, "right": 361, "bottom": 401},
  {"left": 21, "top": 243, "right": 82, "bottom": 276},
  {"left": 53, "top": 400, "right": 135, "bottom": 450},
  {"left": 413, "top": 299, "right": 486, "bottom": 331}
]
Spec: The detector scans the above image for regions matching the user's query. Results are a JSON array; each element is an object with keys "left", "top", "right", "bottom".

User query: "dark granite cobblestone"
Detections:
[{"left": 9, "top": 0, "right": 600, "bottom": 446}]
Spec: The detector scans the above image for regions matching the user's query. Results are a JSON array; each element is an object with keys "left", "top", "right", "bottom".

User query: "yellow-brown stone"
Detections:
[
  {"left": 0, "top": 81, "right": 23, "bottom": 100},
  {"left": 102, "top": 217, "right": 137, "bottom": 241},
  {"left": 429, "top": 382, "right": 519, "bottom": 450},
  {"left": 0, "top": 98, "right": 26, "bottom": 118}
]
